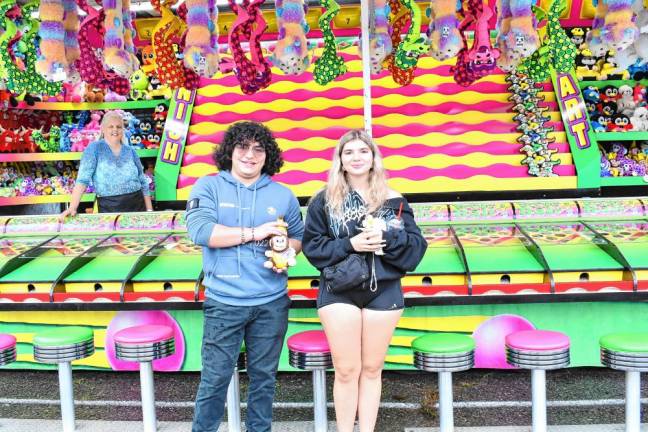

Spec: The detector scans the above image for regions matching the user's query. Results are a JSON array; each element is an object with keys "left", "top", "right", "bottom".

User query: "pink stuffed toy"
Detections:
[
  {"left": 69, "top": 130, "right": 88, "bottom": 152},
  {"left": 468, "top": 4, "right": 500, "bottom": 72}
]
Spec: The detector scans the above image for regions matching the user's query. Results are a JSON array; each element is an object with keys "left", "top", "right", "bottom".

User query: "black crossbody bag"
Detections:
[{"left": 322, "top": 253, "right": 370, "bottom": 294}]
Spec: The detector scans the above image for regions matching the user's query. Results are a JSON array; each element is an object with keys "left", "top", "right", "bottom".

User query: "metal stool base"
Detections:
[
  {"left": 413, "top": 350, "right": 475, "bottom": 432},
  {"left": 289, "top": 349, "right": 332, "bottom": 432}
]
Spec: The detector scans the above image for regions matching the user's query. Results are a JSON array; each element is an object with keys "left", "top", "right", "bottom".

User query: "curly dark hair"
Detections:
[{"left": 213, "top": 121, "right": 284, "bottom": 176}]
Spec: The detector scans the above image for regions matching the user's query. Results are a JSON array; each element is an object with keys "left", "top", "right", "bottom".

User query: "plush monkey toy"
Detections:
[{"left": 264, "top": 219, "right": 296, "bottom": 271}]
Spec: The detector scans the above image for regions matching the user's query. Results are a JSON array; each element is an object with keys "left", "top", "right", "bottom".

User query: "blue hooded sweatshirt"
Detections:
[{"left": 186, "top": 171, "right": 304, "bottom": 306}]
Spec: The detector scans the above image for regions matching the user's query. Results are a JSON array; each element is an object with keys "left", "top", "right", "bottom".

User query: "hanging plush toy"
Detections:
[
  {"left": 313, "top": 0, "right": 346, "bottom": 85},
  {"left": 601, "top": 0, "right": 638, "bottom": 52},
  {"left": 427, "top": 0, "right": 462, "bottom": 61},
  {"left": 152, "top": 0, "right": 199, "bottom": 89},
  {"left": 358, "top": 0, "right": 391, "bottom": 74},
  {"left": 504, "top": 0, "right": 540, "bottom": 59},
  {"left": 226, "top": 0, "right": 272, "bottom": 93},
  {"left": 0, "top": 1, "right": 62, "bottom": 97},
  {"left": 545, "top": 0, "right": 577, "bottom": 72},
  {"left": 75, "top": 0, "right": 131, "bottom": 95},
  {"left": 517, "top": 0, "right": 576, "bottom": 81},
  {"left": 395, "top": 0, "right": 428, "bottom": 70},
  {"left": 63, "top": 0, "right": 80, "bottom": 70},
  {"left": 585, "top": 0, "right": 609, "bottom": 57},
  {"left": 122, "top": 0, "right": 140, "bottom": 68},
  {"left": 467, "top": 4, "right": 500, "bottom": 73},
  {"left": 616, "top": 0, "right": 648, "bottom": 67},
  {"left": 384, "top": 0, "right": 415, "bottom": 85},
  {"left": 263, "top": 218, "right": 296, "bottom": 271},
  {"left": 103, "top": 0, "right": 139, "bottom": 77},
  {"left": 36, "top": 0, "right": 68, "bottom": 81},
  {"left": 452, "top": 0, "right": 500, "bottom": 86},
  {"left": 271, "top": 0, "right": 311, "bottom": 75},
  {"left": 184, "top": 0, "right": 219, "bottom": 77},
  {"left": 496, "top": 0, "right": 521, "bottom": 71}
]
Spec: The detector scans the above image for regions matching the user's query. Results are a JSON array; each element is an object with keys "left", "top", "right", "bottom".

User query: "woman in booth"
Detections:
[{"left": 59, "top": 110, "right": 153, "bottom": 219}]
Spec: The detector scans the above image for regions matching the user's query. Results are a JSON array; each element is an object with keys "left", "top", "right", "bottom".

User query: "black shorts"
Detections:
[{"left": 317, "top": 280, "right": 404, "bottom": 311}]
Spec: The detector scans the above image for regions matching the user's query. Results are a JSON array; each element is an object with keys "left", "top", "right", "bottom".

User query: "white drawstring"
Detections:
[{"left": 369, "top": 253, "right": 378, "bottom": 292}]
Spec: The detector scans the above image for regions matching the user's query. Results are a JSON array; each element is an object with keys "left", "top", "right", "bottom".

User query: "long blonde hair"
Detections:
[{"left": 325, "top": 129, "right": 388, "bottom": 218}]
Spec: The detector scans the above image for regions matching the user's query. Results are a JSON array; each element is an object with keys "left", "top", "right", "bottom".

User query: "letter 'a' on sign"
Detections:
[{"left": 558, "top": 75, "right": 577, "bottom": 98}]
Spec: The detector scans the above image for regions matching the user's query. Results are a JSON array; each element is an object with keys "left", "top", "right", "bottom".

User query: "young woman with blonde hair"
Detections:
[{"left": 302, "top": 129, "right": 427, "bottom": 432}]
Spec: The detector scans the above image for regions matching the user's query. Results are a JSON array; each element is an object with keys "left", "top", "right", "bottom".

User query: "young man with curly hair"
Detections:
[{"left": 187, "top": 121, "right": 304, "bottom": 432}]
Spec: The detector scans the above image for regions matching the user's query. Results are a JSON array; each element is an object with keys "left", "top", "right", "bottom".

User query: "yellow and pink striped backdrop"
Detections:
[{"left": 178, "top": 46, "right": 577, "bottom": 200}]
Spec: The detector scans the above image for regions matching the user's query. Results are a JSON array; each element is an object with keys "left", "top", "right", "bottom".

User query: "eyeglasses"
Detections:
[{"left": 235, "top": 143, "right": 266, "bottom": 155}]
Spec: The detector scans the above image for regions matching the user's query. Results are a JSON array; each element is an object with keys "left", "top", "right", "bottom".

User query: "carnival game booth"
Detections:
[
  {"left": 2, "top": 196, "right": 648, "bottom": 372},
  {"left": 0, "top": 0, "right": 647, "bottom": 374}
]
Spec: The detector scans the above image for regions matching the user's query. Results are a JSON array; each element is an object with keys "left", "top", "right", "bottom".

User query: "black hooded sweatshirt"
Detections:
[{"left": 302, "top": 191, "right": 428, "bottom": 290}]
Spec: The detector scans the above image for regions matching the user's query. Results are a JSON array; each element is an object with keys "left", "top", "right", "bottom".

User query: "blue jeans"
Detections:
[{"left": 192, "top": 294, "right": 291, "bottom": 432}]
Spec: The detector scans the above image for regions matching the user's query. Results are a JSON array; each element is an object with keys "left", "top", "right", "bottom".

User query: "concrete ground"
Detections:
[
  {"left": 2, "top": 368, "right": 648, "bottom": 430},
  {"left": 1, "top": 420, "right": 648, "bottom": 431}
]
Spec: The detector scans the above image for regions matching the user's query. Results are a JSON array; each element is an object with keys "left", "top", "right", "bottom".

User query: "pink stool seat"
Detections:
[
  {"left": 0, "top": 334, "right": 16, "bottom": 351},
  {"left": 114, "top": 325, "right": 174, "bottom": 345},
  {"left": 506, "top": 330, "right": 570, "bottom": 351},
  {"left": 287, "top": 330, "right": 330, "bottom": 353}
]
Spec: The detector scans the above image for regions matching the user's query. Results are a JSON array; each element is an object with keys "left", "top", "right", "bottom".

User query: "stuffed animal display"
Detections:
[
  {"left": 583, "top": 83, "right": 648, "bottom": 132},
  {"left": 600, "top": 141, "right": 648, "bottom": 177}
]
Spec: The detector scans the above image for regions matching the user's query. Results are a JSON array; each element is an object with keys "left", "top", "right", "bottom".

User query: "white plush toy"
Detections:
[
  {"left": 617, "top": 84, "right": 637, "bottom": 116},
  {"left": 612, "top": 47, "right": 640, "bottom": 73},
  {"left": 631, "top": 107, "right": 648, "bottom": 131}
]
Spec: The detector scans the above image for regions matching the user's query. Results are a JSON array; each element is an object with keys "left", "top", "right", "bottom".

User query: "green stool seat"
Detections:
[
  {"left": 412, "top": 333, "right": 476, "bottom": 354},
  {"left": 599, "top": 332, "right": 648, "bottom": 432},
  {"left": 600, "top": 333, "right": 648, "bottom": 354},
  {"left": 34, "top": 327, "right": 94, "bottom": 347},
  {"left": 34, "top": 326, "right": 94, "bottom": 364},
  {"left": 412, "top": 333, "right": 474, "bottom": 372},
  {"left": 600, "top": 333, "right": 648, "bottom": 371}
]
